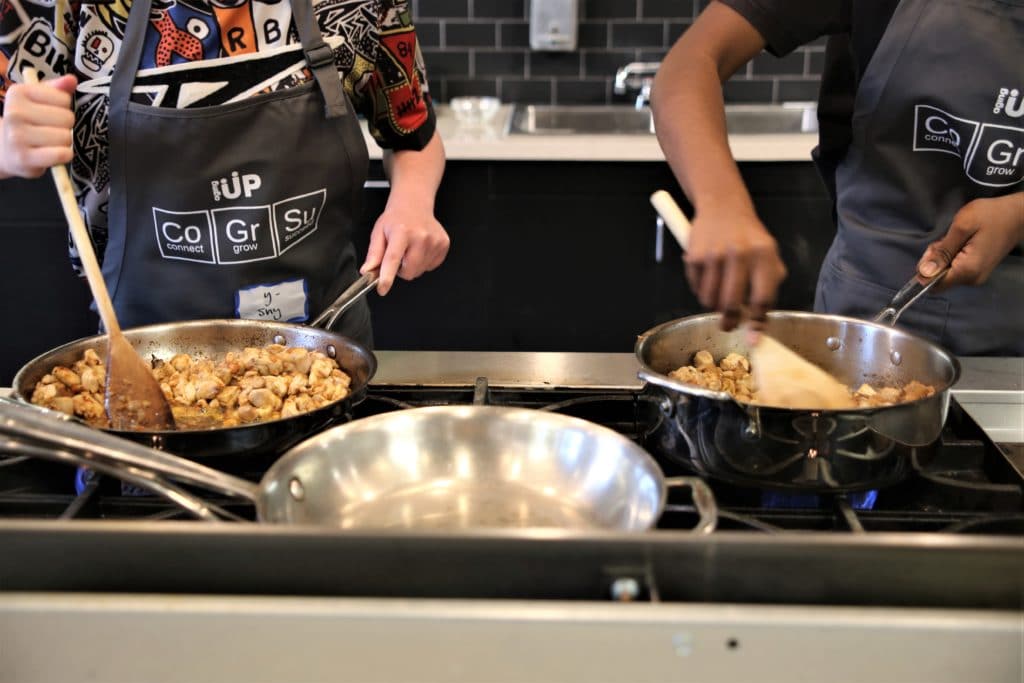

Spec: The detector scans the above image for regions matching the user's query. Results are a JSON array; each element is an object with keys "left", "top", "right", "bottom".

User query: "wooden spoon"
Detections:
[
  {"left": 24, "top": 68, "right": 175, "bottom": 431},
  {"left": 649, "top": 190, "right": 855, "bottom": 410},
  {"left": 748, "top": 336, "right": 855, "bottom": 409}
]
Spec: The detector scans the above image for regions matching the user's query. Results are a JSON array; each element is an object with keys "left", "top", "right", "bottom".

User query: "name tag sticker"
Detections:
[{"left": 235, "top": 278, "right": 308, "bottom": 322}]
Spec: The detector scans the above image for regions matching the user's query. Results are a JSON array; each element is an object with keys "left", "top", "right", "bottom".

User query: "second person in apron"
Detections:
[{"left": 648, "top": 0, "right": 1023, "bottom": 356}]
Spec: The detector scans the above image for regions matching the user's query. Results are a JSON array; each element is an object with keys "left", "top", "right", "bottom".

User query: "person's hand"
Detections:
[
  {"left": 684, "top": 201, "right": 787, "bottom": 330},
  {"left": 0, "top": 74, "right": 78, "bottom": 179},
  {"left": 916, "top": 193, "right": 1024, "bottom": 291},
  {"left": 360, "top": 202, "right": 450, "bottom": 295}
]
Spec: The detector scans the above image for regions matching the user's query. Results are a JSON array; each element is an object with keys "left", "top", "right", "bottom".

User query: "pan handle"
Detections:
[
  {"left": 637, "top": 367, "right": 732, "bottom": 404},
  {"left": 873, "top": 266, "right": 949, "bottom": 327},
  {"left": 0, "top": 398, "right": 261, "bottom": 503},
  {"left": 309, "top": 268, "right": 380, "bottom": 330},
  {"left": 664, "top": 476, "right": 717, "bottom": 534},
  {"left": 0, "top": 435, "right": 238, "bottom": 522}
]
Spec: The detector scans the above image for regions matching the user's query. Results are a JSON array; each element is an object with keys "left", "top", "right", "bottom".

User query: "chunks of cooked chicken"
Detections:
[
  {"left": 31, "top": 345, "right": 352, "bottom": 429},
  {"left": 670, "top": 350, "right": 935, "bottom": 408},
  {"left": 670, "top": 351, "right": 757, "bottom": 403}
]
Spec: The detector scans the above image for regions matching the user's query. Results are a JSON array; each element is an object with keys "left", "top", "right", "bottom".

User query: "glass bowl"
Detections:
[{"left": 449, "top": 96, "right": 502, "bottom": 125}]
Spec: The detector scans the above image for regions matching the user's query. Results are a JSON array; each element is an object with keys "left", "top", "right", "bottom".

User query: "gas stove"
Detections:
[
  {"left": 0, "top": 352, "right": 1021, "bottom": 683},
  {"left": 2, "top": 372, "right": 1021, "bottom": 534}
]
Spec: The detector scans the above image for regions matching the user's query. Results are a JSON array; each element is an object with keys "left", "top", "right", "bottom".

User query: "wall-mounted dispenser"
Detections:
[{"left": 529, "top": 0, "right": 578, "bottom": 51}]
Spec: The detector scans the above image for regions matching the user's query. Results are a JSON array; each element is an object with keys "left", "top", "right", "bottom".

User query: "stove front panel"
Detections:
[{"left": 2, "top": 593, "right": 1020, "bottom": 683}]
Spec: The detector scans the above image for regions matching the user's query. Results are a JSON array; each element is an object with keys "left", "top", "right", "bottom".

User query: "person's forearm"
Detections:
[
  {"left": 651, "top": 55, "right": 754, "bottom": 215},
  {"left": 382, "top": 130, "right": 445, "bottom": 211},
  {"left": 651, "top": 3, "right": 765, "bottom": 217}
]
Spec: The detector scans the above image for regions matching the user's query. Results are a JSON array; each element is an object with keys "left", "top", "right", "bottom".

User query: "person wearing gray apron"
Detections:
[
  {"left": 815, "top": 0, "right": 1023, "bottom": 356},
  {"left": 651, "top": 0, "right": 1023, "bottom": 356},
  {"left": 105, "top": 0, "right": 372, "bottom": 346}
]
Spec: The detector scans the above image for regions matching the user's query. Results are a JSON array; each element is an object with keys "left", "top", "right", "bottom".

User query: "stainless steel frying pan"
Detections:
[
  {"left": 636, "top": 310, "right": 960, "bottom": 492},
  {"left": 11, "top": 273, "right": 379, "bottom": 459},
  {"left": 0, "top": 399, "right": 717, "bottom": 533}
]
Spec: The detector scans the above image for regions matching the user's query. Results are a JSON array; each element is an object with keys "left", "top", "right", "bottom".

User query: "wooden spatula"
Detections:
[
  {"left": 650, "top": 190, "right": 855, "bottom": 410},
  {"left": 748, "top": 336, "right": 855, "bottom": 409},
  {"left": 24, "top": 69, "right": 175, "bottom": 431}
]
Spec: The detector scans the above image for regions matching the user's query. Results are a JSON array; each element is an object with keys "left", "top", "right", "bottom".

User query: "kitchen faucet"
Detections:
[{"left": 614, "top": 62, "right": 661, "bottom": 109}]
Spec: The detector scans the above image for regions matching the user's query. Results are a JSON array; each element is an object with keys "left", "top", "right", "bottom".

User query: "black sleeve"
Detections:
[{"left": 716, "top": 0, "right": 849, "bottom": 56}]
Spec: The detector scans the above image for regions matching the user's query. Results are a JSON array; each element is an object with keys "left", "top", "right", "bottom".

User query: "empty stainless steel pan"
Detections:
[{"left": 0, "top": 400, "right": 716, "bottom": 532}]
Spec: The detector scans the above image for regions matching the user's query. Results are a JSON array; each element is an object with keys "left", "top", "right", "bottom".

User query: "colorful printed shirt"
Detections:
[{"left": 0, "top": 0, "right": 434, "bottom": 266}]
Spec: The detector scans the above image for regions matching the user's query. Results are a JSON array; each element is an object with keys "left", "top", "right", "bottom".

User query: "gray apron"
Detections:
[
  {"left": 104, "top": 0, "right": 372, "bottom": 347},
  {"left": 814, "top": 0, "right": 1024, "bottom": 356}
]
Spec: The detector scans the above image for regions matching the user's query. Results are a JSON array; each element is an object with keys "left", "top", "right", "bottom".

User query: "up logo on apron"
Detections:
[
  {"left": 152, "top": 169, "right": 328, "bottom": 266},
  {"left": 912, "top": 90, "right": 1024, "bottom": 188}
]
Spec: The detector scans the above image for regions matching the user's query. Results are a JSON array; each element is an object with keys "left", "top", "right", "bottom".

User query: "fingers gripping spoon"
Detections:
[
  {"left": 649, "top": 190, "right": 855, "bottom": 410},
  {"left": 24, "top": 68, "right": 176, "bottom": 431}
]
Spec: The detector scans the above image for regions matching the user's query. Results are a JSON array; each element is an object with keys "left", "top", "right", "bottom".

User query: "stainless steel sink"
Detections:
[
  {"left": 724, "top": 105, "right": 819, "bottom": 134},
  {"left": 510, "top": 105, "right": 656, "bottom": 135},
  {"left": 508, "top": 104, "right": 817, "bottom": 136}
]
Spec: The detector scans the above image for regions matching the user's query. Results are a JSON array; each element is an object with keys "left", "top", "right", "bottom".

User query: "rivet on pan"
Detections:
[
  {"left": 326, "top": 345, "right": 337, "bottom": 359},
  {"left": 826, "top": 337, "right": 841, "bottom": 351},
  {"left": 273, "top": 335, "right": 286, "bottom": 345},
  {"left": 890, "top": 350, "right": 902, "bottom": 366},
  {"left": 289, "top": 478, "right": 305, "bottom": 501},
  {"left": 610, "top": 577, "right": 640, "bottom": 602}
]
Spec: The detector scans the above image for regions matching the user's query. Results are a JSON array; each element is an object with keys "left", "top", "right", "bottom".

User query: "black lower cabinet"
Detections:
[
  {"left": 359, "top": 160, "right": 835, "bottom": 353},
  {"left": 0, "top": 178, "right": 97, "bottom": 386},
  {"left": 0, "top": 159, "right": 833, "bottom": 384}
]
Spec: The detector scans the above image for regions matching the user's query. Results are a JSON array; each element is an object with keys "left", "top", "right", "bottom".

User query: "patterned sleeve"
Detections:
[
  {"left": 0, "top": 0, "right": 78, "bottom": 114},
  {"left": 351, "top": 0, "right": 435, "bottom": 151}
]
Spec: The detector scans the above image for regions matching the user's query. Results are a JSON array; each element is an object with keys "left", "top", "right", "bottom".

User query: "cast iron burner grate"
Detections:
[{"left": 1, "top": 379, "right": 1021, "bottom": 534}]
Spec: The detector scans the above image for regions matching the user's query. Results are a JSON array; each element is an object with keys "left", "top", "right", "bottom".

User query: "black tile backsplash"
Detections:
[
  {"left": 722, "top": 79, "right": 774, "bottom": 104},
  {"left": 582, "top": 0, "right": 636, "bottom": 19},
  {"left": 609, "top": 22, "right": 664, "bottom": 48},
  {"left": 474, "top": 0, "right": 525, "bottom": 18},
  {"left": 498, "top": 22, "right": 531, "bottom": 47},
  {"left": 530, "top": 52, "right": 583, "bottom": 77},
  {"left": 424, "top": 0, "right": 469, "bottom": 18},
  {"left": 475, "top": 50, "right": 527, "bottom": 76},
  {"left": 445, "top": 21, "right": 497, "bottom": 47},
  {"left": 412, "top": 0, "right": 824, "bottom": 106},
  {"left": 501, "top": 79, "right": 554, "bottom": 103},
  {"left": 751, "top": 51, "right": 805, "bottom": 76},
  {"left": 555, "top": 79, "right": 609, "bottom": 104}
]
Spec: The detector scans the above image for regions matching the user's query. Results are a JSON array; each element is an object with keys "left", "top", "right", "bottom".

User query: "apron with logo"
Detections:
[
  {"left": 104, "top": 0, "right": 372, "bottom": 346},
  {"left": 814, "top": 0, "right": 1024, "bottom": 356}
]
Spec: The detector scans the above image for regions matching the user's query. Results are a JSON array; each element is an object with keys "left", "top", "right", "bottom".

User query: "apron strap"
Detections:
[
  {"left": 109, "top": 0, "right": 348, "bottom": 119},
  {"left": 290, "top": 0, "right": 349, "bottom": 119},
  {"left": 108, "top": 0, "right": 154, "bottom": 125}
]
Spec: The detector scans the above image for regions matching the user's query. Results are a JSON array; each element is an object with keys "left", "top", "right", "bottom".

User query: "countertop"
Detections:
[{"left": 361, "top": 104, "right": 817, "bottom": 163}]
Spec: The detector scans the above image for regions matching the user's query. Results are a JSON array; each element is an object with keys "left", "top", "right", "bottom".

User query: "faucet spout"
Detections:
[
  {"left": 614, "top": 61, "right": 660, "bottom": 110},
  {"left": 635, "top": 82, "right": 652, "bottom": 110}
]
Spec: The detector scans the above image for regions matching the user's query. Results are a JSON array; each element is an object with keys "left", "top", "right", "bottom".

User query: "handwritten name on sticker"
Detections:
[{"left": 236, "top": 278, "right": 308, "bottom": 322}]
